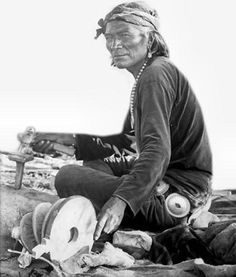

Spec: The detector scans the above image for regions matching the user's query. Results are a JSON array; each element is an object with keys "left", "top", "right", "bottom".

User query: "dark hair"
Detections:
[{"left": 149, "top": 30, "right": 169, "bottom": 58}]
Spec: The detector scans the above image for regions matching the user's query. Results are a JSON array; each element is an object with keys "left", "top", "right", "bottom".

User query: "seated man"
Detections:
[{"left": 31, "top": 1, "right": 212, "bottom": 241}]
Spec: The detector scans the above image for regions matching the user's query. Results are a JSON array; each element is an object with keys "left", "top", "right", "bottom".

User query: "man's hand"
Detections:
[
  {"left": 94, "top": 196, "right": 127, "bottom": 241},
  {"left": 29, "top": 132, "right": 75, "bottom": 154}
]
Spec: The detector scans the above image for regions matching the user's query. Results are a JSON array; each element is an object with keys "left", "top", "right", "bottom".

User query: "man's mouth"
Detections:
[{"left": 113, "top": 54, "right": 128, "bottom": 58}]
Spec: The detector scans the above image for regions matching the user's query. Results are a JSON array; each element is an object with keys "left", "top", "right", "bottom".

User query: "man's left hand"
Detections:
[{"left": 94, "top": 196, "right": 127, "bottom": 241}]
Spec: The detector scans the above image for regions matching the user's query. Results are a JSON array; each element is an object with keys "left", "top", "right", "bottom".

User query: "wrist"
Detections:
[
  {"left": 73, "top": 134, "right": 80, "bottom": 160},
  {"left": 112, "top": 195, "right": 127, "bottom": 208}
]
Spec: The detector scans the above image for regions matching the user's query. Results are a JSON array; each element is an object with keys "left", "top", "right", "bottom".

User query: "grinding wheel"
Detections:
[
  {"left": 20, "top": 212, "right": 37, "bottom": 253},
  {"left": 41, "top": 198, "right": 65, "bottom": 242},
  {"left": 42, "top": 196, "right": 97, "bottom": 262},
  {"left": 32, "top": 202, "right": 52, "bottom": 244}
]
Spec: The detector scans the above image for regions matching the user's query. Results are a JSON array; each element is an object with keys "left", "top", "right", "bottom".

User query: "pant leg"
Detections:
[
  {"left": 55, "top": 164, "right": 124, "bottom": 213},
  {"left": 54, "top": 161, "right": 179, "bottom": 232},
  {"left": 122, "top": 187, "right": 183, "bottom": 232},
  {"left": 163, "top": 168, "right": 212, "bottom": 209}
]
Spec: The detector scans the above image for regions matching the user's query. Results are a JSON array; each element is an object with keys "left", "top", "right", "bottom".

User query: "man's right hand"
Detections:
[
  {"left": 32, "top": 133, "right": 56, "bottom": 154},
  {"left": 27, "top": 132, "right": 75, "bottom": 154}
]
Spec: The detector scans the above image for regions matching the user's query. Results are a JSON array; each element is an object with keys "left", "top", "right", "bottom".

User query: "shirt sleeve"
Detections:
[
  {"left": 74, "top": 112, "right": 136, "bottom": 161},
  {"left": 113, "top": 68, "right": 175, "bottom": 215}
]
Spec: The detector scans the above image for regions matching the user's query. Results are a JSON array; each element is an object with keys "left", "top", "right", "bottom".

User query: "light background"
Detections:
[{"left": 0, "top": 0, "right": 235, "bottom": 190}]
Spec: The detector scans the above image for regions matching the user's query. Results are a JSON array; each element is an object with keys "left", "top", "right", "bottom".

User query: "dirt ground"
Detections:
[{"left": 1, "top": 154, "right": 236, "bottom": 276}]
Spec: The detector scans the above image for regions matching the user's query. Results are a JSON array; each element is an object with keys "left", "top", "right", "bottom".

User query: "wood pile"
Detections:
[{"left": 0, "top": 154, "right": 82, "bottom": 194}]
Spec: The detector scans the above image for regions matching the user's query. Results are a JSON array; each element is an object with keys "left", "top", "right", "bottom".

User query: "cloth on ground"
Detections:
[
  {"left": 148, "top": 224, "right": 219, "bottom": 265},
  {"left": 201, "top": 219, "right": 236, "bottom": 264},
  {"left": 149, "top": 220, "right": 236, "bottom": 266}
]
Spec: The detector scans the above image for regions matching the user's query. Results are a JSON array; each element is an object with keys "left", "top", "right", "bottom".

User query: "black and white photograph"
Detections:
[{"left": 0, "top": 0, "right": 236, "bottom": 276}]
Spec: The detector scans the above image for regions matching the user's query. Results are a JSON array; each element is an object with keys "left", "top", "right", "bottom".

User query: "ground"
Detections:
[{"left": 1, "top": 154, "right": 236, "bottom": 276}]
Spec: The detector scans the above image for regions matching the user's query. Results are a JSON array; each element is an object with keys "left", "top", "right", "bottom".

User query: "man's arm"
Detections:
[
  {"left": 93, "top": 66, "right": 175, "bottom": 239},
  {"left": 30, "top": 112, "right": 136, "bottom": 160},
  {"left": 113, "top": 68, "right": 174, "bottom": 215}
]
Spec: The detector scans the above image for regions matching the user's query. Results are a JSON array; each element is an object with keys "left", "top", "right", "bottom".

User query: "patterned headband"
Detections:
[{"left": 95, "top": 3, "right": 159, "bottom": 39}]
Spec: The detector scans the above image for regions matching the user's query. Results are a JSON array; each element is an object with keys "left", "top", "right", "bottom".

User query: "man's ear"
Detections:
[{"left": 148, "top": 31, "right": 155, "bottom": 48}]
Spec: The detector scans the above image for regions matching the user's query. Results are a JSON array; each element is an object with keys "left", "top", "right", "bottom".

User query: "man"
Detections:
[{"left": 31, "top": 1, "right": 212, "bottom": 241}]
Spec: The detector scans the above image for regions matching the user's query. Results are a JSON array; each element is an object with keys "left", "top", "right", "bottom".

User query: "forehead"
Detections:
[{"left": 105, "top": 20, "right": 143, "bottom": 35}]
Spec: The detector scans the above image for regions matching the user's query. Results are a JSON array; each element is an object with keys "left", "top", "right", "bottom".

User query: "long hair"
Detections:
[{"left": 149, "top": 30, "right": 169, "bottom": 58}]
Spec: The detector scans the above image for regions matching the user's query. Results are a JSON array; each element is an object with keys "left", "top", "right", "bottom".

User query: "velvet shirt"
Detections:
[{"left": 75, "top": 57, "right": 212, "bottom": 215}]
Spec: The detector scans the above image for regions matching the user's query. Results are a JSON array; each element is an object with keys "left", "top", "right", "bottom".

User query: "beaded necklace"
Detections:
[{"left": 130, "top": 60, "right": 148, "bottom": 128}]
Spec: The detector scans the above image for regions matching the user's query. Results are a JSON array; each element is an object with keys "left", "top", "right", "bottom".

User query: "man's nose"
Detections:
[{"left": 110, "top": 38, "right": 123, "bottom": 49}]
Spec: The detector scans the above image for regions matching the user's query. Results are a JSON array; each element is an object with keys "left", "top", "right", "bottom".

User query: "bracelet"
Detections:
[{"left": 72, "top": 134, "right": 76, "bottom": 147}]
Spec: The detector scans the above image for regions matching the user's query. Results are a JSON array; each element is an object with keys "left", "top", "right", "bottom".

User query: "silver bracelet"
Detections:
[{"left": 72, "top": 134, "right": 77, "bottom": 148}]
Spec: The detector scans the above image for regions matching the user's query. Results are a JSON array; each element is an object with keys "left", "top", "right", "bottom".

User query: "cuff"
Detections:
[
  {"left": 74, "top": 134, "right": 80, "bottom": 160},
  {"left": 112, "top": 193, "right": 136, "bottom": 216}
]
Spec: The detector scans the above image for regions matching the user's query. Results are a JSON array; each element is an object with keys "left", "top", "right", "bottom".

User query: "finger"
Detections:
[
  {"left": 33, "top": 140, "right": 54, "bottom": 153},
  {"left": 41, "top": 141, "right": 54, "bottom": 153},
  {"left": 103, "top": 216, "right": 117, "bottom": 234},
  {"left": 32, "top": 141, "right": 44, "bottom": 152},
  {"left": 31, "top": 133, "right": 45, "bottom": 145},
  {"left": 94, "top": 214, "right": 108, "bottom": 241},
  {"left": 32, "top": 132, "right": 53, "bottom": 145}
]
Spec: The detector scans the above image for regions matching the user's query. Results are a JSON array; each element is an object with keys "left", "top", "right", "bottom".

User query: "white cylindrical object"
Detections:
[{"left": 165, "top": 193, "right": 190, "bottom": 218}]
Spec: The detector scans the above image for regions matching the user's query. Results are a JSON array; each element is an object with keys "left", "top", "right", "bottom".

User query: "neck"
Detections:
[{"left": 127, "top": 58, "right": 147, "bottom": 78}]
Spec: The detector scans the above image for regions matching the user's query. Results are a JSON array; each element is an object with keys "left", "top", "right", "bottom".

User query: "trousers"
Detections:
[{"left": 54, "top": 156, "right": 184, "bottom": 232}]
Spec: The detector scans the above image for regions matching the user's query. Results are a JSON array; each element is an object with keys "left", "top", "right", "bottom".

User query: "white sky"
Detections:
[{"left": 0, "top": 0, "right": 236, "bottom": 190}]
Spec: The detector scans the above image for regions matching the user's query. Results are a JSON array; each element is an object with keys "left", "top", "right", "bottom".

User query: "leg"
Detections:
[
  {"left": 83, "top": 159, "right": 114, "bottom": 175},
  {"left": 55, "top": 164, "right": 178, "bottom": 231},
  {"left": 55, "top": 163, "right": 124, "bottom": 213},
  {"left": 121, "top": 187, "right": 182, "bottom": 232},
  {"left": 163, "top": 168, "right": 212, "bottom": 210},
  {"left": 54, "top": 159, "right": 189, "bottom": 232}
]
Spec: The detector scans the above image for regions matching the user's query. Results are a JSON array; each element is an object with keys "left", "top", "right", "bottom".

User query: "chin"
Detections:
[
  {"left": 113, "top": 56, "right": 132, "bottom": 69},
  {"left": 113, "top": 60, "right": 131, "bottom": 69},
  {"left": 115, "top": 63, "right": 127, "bottom": 69}
]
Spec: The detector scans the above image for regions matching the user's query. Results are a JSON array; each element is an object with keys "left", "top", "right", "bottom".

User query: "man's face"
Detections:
[{"left": 105, "top": 21, "right": 149, "bottom": 71}]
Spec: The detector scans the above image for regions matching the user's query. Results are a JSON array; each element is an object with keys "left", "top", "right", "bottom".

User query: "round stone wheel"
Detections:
[
  {"left": 32, "top": 202, "right": 52, "bottom": 244},
  {"left": 41, "top": 198, "right": 65, "bottom": 242},
  {"left": 20, "top": 212, "right": 37, "bottom": 253},
  {"left": 42, "top": 196, "right": 97, "bottom": 262}
]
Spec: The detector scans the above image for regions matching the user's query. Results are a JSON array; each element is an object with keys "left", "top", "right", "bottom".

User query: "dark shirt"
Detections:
[{"left": 75, "top": 57, "right": 212, "bottom": 215}]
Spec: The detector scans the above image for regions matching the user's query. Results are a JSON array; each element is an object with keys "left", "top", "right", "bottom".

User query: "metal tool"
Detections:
[
  {"left": 1, "top": 126, "right": 76, "bottom": 189},
  {"left": 0, "top": 127, "right": 35, "bottom": 189}
]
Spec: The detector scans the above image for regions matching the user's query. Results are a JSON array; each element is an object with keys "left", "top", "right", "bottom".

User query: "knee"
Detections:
[{"left": 54, "top": 165, "right": 79, "bottom": 196}]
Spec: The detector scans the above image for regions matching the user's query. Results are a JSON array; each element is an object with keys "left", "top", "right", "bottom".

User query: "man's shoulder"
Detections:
[
  {"left": 142, "top": 56, "right": 179, "bottom": 83},
  {"left": 149, "top": 56, "right": 178, "bottom": 73}
]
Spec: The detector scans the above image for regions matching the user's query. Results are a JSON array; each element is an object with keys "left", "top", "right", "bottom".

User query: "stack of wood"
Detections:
[{"left": 0, "top": 153, "right": 82, "bottom": 194}]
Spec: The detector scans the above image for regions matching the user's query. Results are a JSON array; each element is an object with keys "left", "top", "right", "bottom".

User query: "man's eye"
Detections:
[
  {"left": 105, "top": 35, "right": 112, "bottom": 41},
  {"left": 121, "top": 33, "right": 130, "bottom": 38}
]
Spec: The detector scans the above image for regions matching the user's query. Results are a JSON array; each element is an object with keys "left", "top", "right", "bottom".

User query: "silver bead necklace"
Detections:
[{"left": 130, "top": 60, "right": 148, "bottom": 128}]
